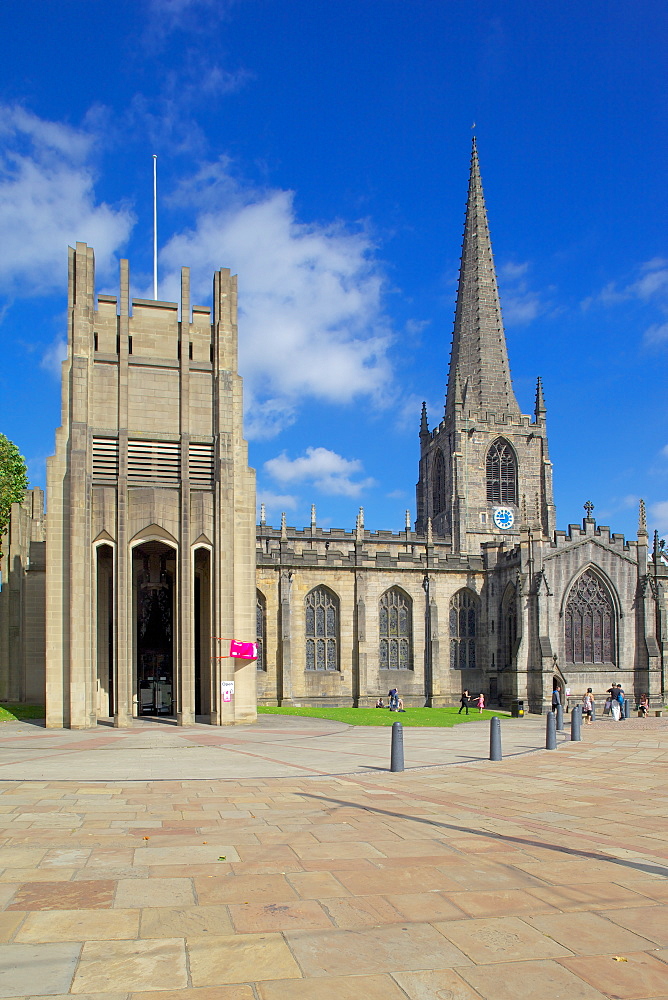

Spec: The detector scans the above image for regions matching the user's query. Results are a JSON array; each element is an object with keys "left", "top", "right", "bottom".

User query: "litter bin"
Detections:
[{"left": 511, "top": 699, "right": 524, "bottom": 718}]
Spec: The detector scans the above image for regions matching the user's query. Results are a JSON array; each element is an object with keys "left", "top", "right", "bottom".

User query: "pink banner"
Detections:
[{"left": 229, "top": 639, "right": 257, "bottom": 660}]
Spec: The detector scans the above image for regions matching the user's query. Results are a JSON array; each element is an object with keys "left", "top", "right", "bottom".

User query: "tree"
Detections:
[{"left": 0, "top": 434, "right": 29, "bottom": 563}]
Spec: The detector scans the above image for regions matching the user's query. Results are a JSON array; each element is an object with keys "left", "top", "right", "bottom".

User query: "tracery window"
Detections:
[
  {"left": 305, "top": 586, "right": 339, "bottom": 670},
  {"left": 501, "top": 584, "right": 518, "bottom": 670},
  {"left": 449, "top": 588, "right": 477, "bottom": 670},
  {"left": 432, "top": 449, "right": 446, "bottom": 516},
  {"left": 486, "top": 439, "right": 518, "bottom": 505},
  {"left": 256, "top": 591, "right": 266, "bottom": 671},
  {"left": 565, "top": 570, "right": 615, "bottom": 664},
  {"left": 379, "top": 588, "right": 413, "bottom": 670}
]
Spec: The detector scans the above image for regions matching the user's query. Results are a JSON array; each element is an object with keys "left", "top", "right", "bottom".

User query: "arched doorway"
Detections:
[
  {"left": 194, "top": 547, "right": 212, "bottom": 717},
  {"left": 95, "top": 544, "right": 114, "bottom": 718},
  {"left": 133, "top": 541, "right": 176, "bottom": 717}
]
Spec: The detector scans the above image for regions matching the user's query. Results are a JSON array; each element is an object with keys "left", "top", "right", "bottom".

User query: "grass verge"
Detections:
[
  {"left": 258, "top": 705, "right": 511, "bottom": 727},
  {"left": 0, "top": 703, "right": 45, "bottom": 722}
]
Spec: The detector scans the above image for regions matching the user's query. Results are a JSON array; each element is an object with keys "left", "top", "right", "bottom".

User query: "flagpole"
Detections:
[{"left": 152, "top": 154, "right": 158, "bottom": 300}]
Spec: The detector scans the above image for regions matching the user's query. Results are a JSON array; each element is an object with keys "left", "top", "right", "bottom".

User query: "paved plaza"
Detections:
[
  {"left": 0, "top": 715, "right": 568, "bottom": 781},
  {"left": 0, "top": 714, "right": 666, "bottom": 999}
]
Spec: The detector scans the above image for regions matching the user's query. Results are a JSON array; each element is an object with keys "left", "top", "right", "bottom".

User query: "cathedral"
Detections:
[{"left": 1, "top": 140, "right": 666, "bottom": 725}]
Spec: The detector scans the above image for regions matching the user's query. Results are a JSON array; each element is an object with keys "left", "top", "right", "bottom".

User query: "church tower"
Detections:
[
  {"left": 45, "top": 244, "right": 257, "bottom": 728},
  {"left": 416, "top": 139, "right": 556, "bottom": 552}
]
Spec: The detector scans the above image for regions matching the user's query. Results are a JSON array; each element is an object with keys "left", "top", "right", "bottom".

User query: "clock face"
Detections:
[{"left": 493, "top": 507, "right": 515, "bottom": 530}]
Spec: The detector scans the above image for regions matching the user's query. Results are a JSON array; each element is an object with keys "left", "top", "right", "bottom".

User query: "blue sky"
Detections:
[{"left": 0, "top": 0, "right": 666, "bottom": 539}]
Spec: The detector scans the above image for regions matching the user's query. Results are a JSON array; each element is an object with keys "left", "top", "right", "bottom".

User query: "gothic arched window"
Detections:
[
  {"left": 449, "top": 588, "right": 477, "bottom": 670},
  {"left": 256, "top": 591, "right": 266, "bottom": 671},
  {"left": 305, "top": 586, "right": 339, "bottom": 670},
  {"left": 501, "top": 583, "right": 518, "bottom": 670},
  {"left": 379, "top": 588, "right": 413, "bottom": 670},
  {"left": 486, "top": 438, "right": 518, "bottom": 505},
  {"left": 432, "top": 449, "right": 446, "bottom": 516},
  {"left": 565, "top": 570, "right": 615, "bottom": 664}
]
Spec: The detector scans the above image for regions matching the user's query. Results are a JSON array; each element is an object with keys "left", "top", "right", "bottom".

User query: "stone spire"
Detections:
[{"left": 445, "top": 138, "right": 521, "bottom": 420}]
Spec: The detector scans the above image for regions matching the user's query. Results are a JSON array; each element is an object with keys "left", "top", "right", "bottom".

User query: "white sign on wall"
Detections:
[{"left": 221, "top": 680, "right": 235, "bottom": 703}]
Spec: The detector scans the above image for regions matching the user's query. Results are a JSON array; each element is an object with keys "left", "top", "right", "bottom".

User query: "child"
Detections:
[
  {"left": 476, "top": 692, "right": 485, "bottom": 713},
  {"left": 582, "top": 688, "right": 594, "bottom": 725}
]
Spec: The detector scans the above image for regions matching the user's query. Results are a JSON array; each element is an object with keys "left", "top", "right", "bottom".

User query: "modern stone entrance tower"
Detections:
[
  {"left": 416, "top": 139, "right": 556, "bottom": 552},
  {"left": 46, "top": 243, "right": 256, "bottom": 728}
]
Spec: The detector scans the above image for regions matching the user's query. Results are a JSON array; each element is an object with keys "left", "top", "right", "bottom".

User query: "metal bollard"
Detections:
[
  {"left": 489, "top": 716, "right": 502, "bottom": 761},
  {"left": 570, "top": 704, "right": 582, "bottom": 741},
  {"left": 390, "top": 720, "right": 404, "bottom": 772},
  {"left": 591, "top": 700, "right": 595, "bottom": 723},
  {"left": 546, "top": 710, "right": 557, "bottom": 750},
  {"left": 556, "top": 703, "right": 564, "bottom": 731},
  {"left": 624, "top": 698, "right": 630, "bottom": 720}
]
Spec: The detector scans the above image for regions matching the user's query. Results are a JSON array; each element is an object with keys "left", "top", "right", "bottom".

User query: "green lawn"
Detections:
[
  {"left": 0, "top": 703, "right": 45, "bottom": 722},
  {"left": 258, "top": 705, "right": 510, "bottom": 727}
]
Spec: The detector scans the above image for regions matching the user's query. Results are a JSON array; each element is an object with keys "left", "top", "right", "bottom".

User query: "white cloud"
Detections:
[
  {"left": 40, "top": 337, "right": 67, "bottom": 378},
  {"left": 257, "top": 491, "right": 298, "bottom": 519},
  {"left": 0, "top": 105, "right": 134, "bottom": 296},
  {"left": 586, "top": 258, "right": 668, "bottom": 315},
  {"left": 649, "top": 501, "right": 668, "bottom": 534},
  {"left": 497, "top": 260, "right": 546, "bottom": 326},
  {"left": 643, "top": 322, "right": 668, "bottom": 348},
  {"left": 264, "top": 447, "right": 375, "bottom": 497},
  {"left": 159, "top": 166, "right": 393, "bottom": 436}
]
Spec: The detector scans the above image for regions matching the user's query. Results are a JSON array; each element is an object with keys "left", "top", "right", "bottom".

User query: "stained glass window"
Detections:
[
  {"left": 486, "top": 439, "right": 518, "bottom": 504},
  {"left": 256, "top": 591, "right": 266, "bottom": 671},
  {"left": 432, "top": 449, "right": 446, "bottom": 516},
  {"left": 379, "top": 588, "right": 413, "bottom": 670},
  {"left": 565, "top": 570, "right": 615, "bottom": 664},
  {"left": 305, "top": 587, "right": 339, "bottom": 670},
  {"left": 449, "top": 589, "right": 477, "bottom": 669}
]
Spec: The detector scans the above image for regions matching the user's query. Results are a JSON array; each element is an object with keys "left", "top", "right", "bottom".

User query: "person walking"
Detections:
[
  {"left": 615, "top": 683, "right": 625, "bottom": 722},
  {"left": 476, "top": 692, "right": 485, "bottom": 713},
  {"left": 458, "top": 690, "right": 470, "bottom": 715},
  {"left": 551, "top": 686, "right": 561, "bottom": 712},
  {"left": 582, "top": 687, "right": 594, "bottom": 725}
]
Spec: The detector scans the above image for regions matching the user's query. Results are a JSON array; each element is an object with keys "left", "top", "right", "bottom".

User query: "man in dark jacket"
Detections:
[{"left": 458, "top": 690, "right": 470, "bottom": 715}]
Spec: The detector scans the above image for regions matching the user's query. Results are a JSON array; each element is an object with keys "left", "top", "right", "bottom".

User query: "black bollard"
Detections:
[
  {"left": 489, "top": 716, "right": 502, "bottom": 761},
  {"left": 624, "top": 698, "right": 630, "bottom": 720},
  {"left": 556, "top": 703, "right": 564, "bottom": 731},
  {"left": 390, "top": 720, "right": 404, "bottom": 772},
  {"left": 591, "top": 699, "right": 596, "bottom": 723},
  {"left": 546, "top": 710, "right": 557, "bottom": 750},
  {"left": 570, "top": 704, "right": 582, "bottom": 741}
]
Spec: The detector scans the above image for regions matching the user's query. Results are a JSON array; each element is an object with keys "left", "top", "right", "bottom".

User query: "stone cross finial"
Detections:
[
  {"left": 259, "top": 502, "right": 266, "bottom": 526},
  {"left": 584, "top": 500, "right": 595, "bottom": 520}
]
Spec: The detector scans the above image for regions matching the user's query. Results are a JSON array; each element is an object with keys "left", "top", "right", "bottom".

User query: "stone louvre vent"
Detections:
[
  {"left": 188, "top": 442, "right": 214, "bottom": 488},
  {"left": 92, "top": 437, "right": 214, "bottom": 488},
  {"left": 128, "top": 440, "right": 180, "bottom": 485},
  {"left": 92, "top": 437, "right": 119, "bottom": 482}
]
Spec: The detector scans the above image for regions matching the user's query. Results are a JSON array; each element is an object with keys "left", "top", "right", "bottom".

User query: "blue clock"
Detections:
[{"left": 493, "top": 507, "right": 515, "bottom": 529}]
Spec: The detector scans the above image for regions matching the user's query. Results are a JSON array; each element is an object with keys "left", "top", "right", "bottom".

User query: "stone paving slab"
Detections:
[
  {"left": 0, "top": 715, "right": 570, "bottom": 781},
  {"left": 0, "top": 716, "right": 666, "bottom": 998}
]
